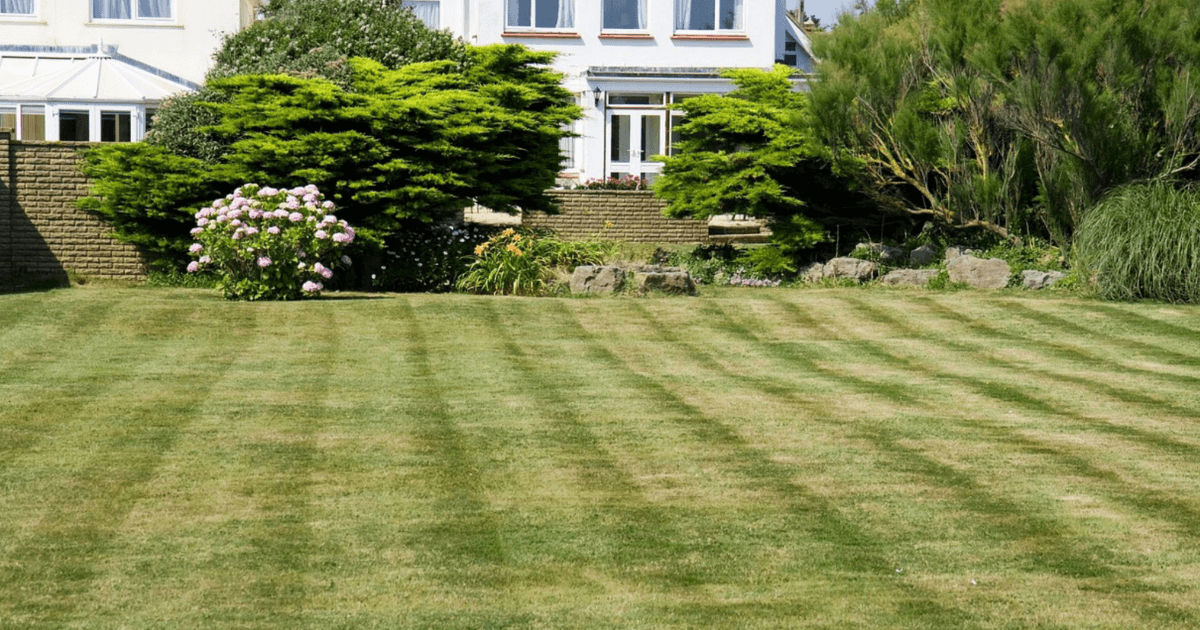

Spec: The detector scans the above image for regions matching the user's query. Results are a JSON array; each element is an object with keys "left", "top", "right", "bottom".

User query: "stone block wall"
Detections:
[
  {"left": 0, "top": 131, "right": 147, "bottom": 287},
  {"left": 523, "top": 190, "right": 708, "bottom": 244}
]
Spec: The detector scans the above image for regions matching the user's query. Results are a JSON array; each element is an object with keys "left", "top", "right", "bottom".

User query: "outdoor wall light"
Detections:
[{"left": 593, "top": 87, "right": 603, "bottom": 108}]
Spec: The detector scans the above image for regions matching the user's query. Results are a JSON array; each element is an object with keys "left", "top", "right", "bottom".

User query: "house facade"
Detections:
[
  {"left": 418, "top": 0, "right": 814, "bottom": 184},
  {"left": 0, "top": 0, "right": 259, "bottom": 142}
]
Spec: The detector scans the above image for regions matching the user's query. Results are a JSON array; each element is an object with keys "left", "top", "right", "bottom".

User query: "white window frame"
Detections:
[
  {"left": 0, "top": 103, "right": 48, "bottom": 141},
  {"left": 90, "top": 0, "right": 176, "bottom": 23},
  {"left": 401, "top": 0, "right": 439, "bottom": 29},
  {"left": 0, "top": 0, "right": 38, "bottom": 19},
  {"left": 674, "top": 0, "right": 744, "bottom": 33},
  {"left": 505, "top": 0, "right": 575, "bottom": 31}
]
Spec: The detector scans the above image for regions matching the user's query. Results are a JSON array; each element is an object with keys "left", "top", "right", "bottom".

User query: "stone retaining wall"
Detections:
[
  {"left": 523, "top": 190, "right": 708, "bottom": 244},
  {"left": 0, "top": 131, "right": 147, "bottom": 287}
]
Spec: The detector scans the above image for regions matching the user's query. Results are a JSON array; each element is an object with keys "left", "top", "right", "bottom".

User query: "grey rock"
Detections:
[
  {"left": 909, "top": 244, "right": 937, "bottom": 266},
  {"left": 880, "top": 268, "right": 940, "bottom": 286},
  {"left": 634, "top": 270, "right": 697, "bottom": 295},
  {"left": 945, "top": 245, "right": 977, "bottom": 262},
  {"left": 947, "top": 255, "right": 1011, "bottom": 289},
  {"left": 823, "top": 257, "right": 879, "bottom": 282},
  {"left": 855, "top": 242, "right": 907, "bottom": 264},
  {"left": 799, "top": 262, "right": 825, "bottom": 283},
  {"left": 1021, "top": 270, "right": 1067, "bottom": 290},
  {"left": 570, "top": 265, "right": 626, "bottom": 295}
]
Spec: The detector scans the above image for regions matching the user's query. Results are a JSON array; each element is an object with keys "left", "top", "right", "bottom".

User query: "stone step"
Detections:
[{"left": 708, "top": 232, "right": 771, "bottom": 244}]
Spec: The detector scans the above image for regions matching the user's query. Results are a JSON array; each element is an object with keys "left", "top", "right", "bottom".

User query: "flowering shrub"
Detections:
[
  {"left": 724, "top": 270, "right": 783, "bottom": 288},
  {"left": 580, "top": 176, "right": 648, "bottom": 191},
  {"left": 187, "top": 184, "right": 355, "bottom": 300},
  {"left": 456, "top": 229, "right": 551, "bottom": 295},
  {"left": 372, "top": 221, "right": 497, "bottom": 292}
]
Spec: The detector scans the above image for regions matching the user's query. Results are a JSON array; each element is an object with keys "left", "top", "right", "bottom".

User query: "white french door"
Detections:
[{"left": 606, "top": 109, "right": 665, "bottom": 182}]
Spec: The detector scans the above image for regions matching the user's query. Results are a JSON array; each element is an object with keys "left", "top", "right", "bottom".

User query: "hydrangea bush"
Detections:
[{"left": 187, "top": 184, "right": 355, "bottom": 300}]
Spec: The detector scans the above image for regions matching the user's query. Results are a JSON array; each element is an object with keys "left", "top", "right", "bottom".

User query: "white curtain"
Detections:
[
  {"left": 674, "top": 0, "right": 692, "bottom": 30},
  {"left": 138, "top": 0, "right": 171, "bottom": 18},
  {"left": 0, "top": 0, "right": 35, "bottom": 14},
  {"left": 401, "top": 0, "right": 439, "bottom": 28},
  {"left": 506, "top": 0, "right": 521, "bottom": 27},
  {"left": 637, "top": 0, "right": 647, "bottom": 29},
  {"left": 93, "top": 0, "right": 131, "bottom": 18},
  {"left": 555, "top": 0, "right": 573, "bottom": 29}
]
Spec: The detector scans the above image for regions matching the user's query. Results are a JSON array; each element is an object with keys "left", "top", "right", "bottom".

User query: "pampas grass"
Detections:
[{"left": 1076, "top": 181, "right": 1200, "bottom": 303}]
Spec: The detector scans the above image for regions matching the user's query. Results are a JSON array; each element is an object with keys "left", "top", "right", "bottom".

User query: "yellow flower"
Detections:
[
  {"left": 506, "top": 243, "right": 523, "bottom": 256},
  {"left": 512, "top": 234, "right": 522, "bottom": 243},
  {"left": 501, "top": 228, "right": 516, "bottom": 238},
  {"left": 474, "top": 243, "right": 489, "bottom": 255},
  {"left": 604, "top": 221, "right": 614, "bottom": 229}
]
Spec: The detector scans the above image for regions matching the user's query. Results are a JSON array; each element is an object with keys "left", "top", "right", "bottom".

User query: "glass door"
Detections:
[{"left": 607, "top": 110, "right": 665, "bottom": 183}]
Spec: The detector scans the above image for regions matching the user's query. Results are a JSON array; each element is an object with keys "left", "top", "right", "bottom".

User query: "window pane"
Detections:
[
  {"left": 1, "top": 0, "right": 35, "bottom": 15},
  {"left": 608, "top": 93, "right": 664, "bottom": 106},
  {"left": 640, "top": 115, "right": 661, "bottom": 159},
  {"left": 93, "top": 0, "right": 131, "bottom": 19},
  {"left": 137, "top": 0, "right": 171, "bottom": 18},
  {"left": 506, "top": 0, "right": 530, "bottom": 27},
  {"left": 670, "top": 114, "right": 685, "bottom": 155},
  {"left": 604, "top": 0, "right": 644, "bottom": 29},
  {"left": 535, "top": 0, "right": 569, "bottom": 28},
  {"left": 21, "top": 106, "right": 44, "bottom": 141},
  {"left": 685, "top": 0, "right": 715, "bottom": 30},
  {"left": 401, "top": 0, "right": 439, "bottom": 28},
  {"left": 611, "top": 115, "right": 631, "bottom": 163},
  {"left": 0, "top": 107, "right": 15, "bottom": 132},
  {"left": 101, "top": 111, "right": 131, "bottom": 142},
  {"left": 719, "top": 0, "right": 741, "bottom": 29},
  {"left": 60, "top": 111, "right": 90, "bottom": 142}
]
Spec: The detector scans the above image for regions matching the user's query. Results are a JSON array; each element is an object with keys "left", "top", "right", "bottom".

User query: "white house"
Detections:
[
  {"left": 413, "top": 0, "right": 815, "bottom": 184},
  {"left": 0, "top": 0, "right": 259, "bottom": 142}
]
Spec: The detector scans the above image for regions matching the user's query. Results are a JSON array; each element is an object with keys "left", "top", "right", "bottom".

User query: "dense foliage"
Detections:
[
  {"left": 209, "top": 0, "right": 468, "bottom": 84},
  {"left": 655, "top": 66, "right": 889, "bottom": 260},
  {"left": 810, "top": 0, "right": 1200, "bottom": 244},
  {"left": 1076, "top": 182, "right": 1200, "bottom": 303},
  {"left": 80, "top": 47, "right": 579, "bottom": 265}
]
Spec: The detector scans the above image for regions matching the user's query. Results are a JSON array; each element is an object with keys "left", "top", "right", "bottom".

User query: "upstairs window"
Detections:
[
  {"left": 674, "top": 0, "right": 742, "bottom": 31},
  {"left": 603, "top": 0, "right": 646, "bottom": 30},
  {"left": 506, "top": 0, "right": 574, "bottom": 29},
  {"left": 401, "top": 0, "right": 439, "bottom": 29},
  {"left": 0, "top": 0, "right": 35, "bottom": 16},
  {"left": 93, "top": 0, "right": 172, "bottom": 20}
]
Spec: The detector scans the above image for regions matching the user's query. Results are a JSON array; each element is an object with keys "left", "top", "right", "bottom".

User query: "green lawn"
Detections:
[{"left": 3, "top": 285, "right": 1200, "bottom": 628}]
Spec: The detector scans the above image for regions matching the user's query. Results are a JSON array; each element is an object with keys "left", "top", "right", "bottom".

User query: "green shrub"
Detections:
[
  {"left": 1076, "top": 182, "right": 1200, "bottom": 302},
  {"left": 456, "top": 229, "right": 551, "bottom": 295}
]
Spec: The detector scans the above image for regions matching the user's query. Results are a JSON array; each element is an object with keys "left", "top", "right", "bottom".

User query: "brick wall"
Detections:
[
  {"left": 0, "top": 131, "right": 147, "bottom": 287},
  {"left": 523, "top": 190, "right": 708, "bottom": 244}
]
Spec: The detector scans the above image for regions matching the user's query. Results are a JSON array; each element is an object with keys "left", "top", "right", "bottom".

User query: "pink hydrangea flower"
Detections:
[
  {"left": 199, "top": 255, "right": 211, "bottom": 264},
  {"left": 257, "top": 256, "right": 272, "bottom": 268},
  {"left": 315, "top": 230, "right": 329, "bottom": 239},
  {"left": 190, "top": 227, "right": 203, "bottom": 235},
  {"left": 288, "top": 212, "right": 303, "bottom": 222},
  {"left": 332, "top": 232, "right": 349, "bottom": 243},
  {"left": 189, "top": 243, "right": 203, "bottom": 253},
  {"left": 267, "top": 226, "right": 280, "bottom": 235},
  {"left": 186, "top": 261, "right": 199, "bottom": 273},
  {"left": 302, "top": 281, "right": 323, "bottom": 293},
  {"left": 244, "top": 226, "right": 259, "bottom": 236}
]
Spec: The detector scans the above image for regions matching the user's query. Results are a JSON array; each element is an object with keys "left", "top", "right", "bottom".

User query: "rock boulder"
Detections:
[
  {"left": 570, "top": 265, "right": 626, "bottom": 295},
  {"left": 1021, "top": 270, "right": 1067, "bottom": 290},
  {"left": 946, "top": 255, "right": 1011, "bottom": 289},
  {"left": 823, "top": 257, "right": 879, "bottom": 282},
  {"left": 880, "top": 268, "right": 940, "bottom": 286}
]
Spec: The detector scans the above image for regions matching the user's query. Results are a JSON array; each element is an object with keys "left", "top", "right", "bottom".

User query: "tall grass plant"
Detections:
[{"left": 1076, "top": 182, "right": 1200, "bottom": 302}]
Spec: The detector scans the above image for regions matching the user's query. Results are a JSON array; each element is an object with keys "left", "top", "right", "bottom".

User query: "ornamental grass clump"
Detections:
[
  {"left": 187, "top": 184, "right": 355, "bottom": 300},
  {"left": 1076, "top": 182, "right": 1200, "bottom": 303}
]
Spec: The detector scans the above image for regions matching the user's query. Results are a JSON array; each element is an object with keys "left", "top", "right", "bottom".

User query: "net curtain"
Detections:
[
  {"left": 92, "top": 0, "right": 171, "bottom": 18},
  {"left": 506, "top": 0, "right": 573, "bottom": 28},
  {"left": 401, "top": 0, "right": 439, "bottom": 28},
  {"left": 0, "top": 0, "right": 35, "bottom": 14}
]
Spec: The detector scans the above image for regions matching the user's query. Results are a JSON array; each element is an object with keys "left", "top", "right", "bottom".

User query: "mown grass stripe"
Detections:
[
  {"left": 0, "top": 297, "right": 251, "bottom": 628},
  {"left": 394, "top": 297, "right": 508, "bottom": 587},
  {"left": 559, "top": 299, "right": 976, "bottom": 626},
  {"left": 702, "top": 296, "right": 1199, "bottom": 625}
]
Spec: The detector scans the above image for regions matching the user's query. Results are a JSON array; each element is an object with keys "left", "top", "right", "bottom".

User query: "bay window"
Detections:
[
  {"left": 506, "top": 0, "right": 574, "bottom": 29},
  {"left": 603, "top": 0, "right": 646, "bottom": 30},
  {"left": 674, "top": 0, "right": 743, "bottom": 31}
]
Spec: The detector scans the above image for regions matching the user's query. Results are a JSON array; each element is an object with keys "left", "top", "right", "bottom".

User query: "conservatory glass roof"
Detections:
[{"left": 0, "top": 46, "right": 196, "bottom": 103}]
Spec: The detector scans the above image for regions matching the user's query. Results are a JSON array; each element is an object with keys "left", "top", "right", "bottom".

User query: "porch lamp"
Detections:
[{"left": 593, "top": 86, "right": 603, "bottom": 108}]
